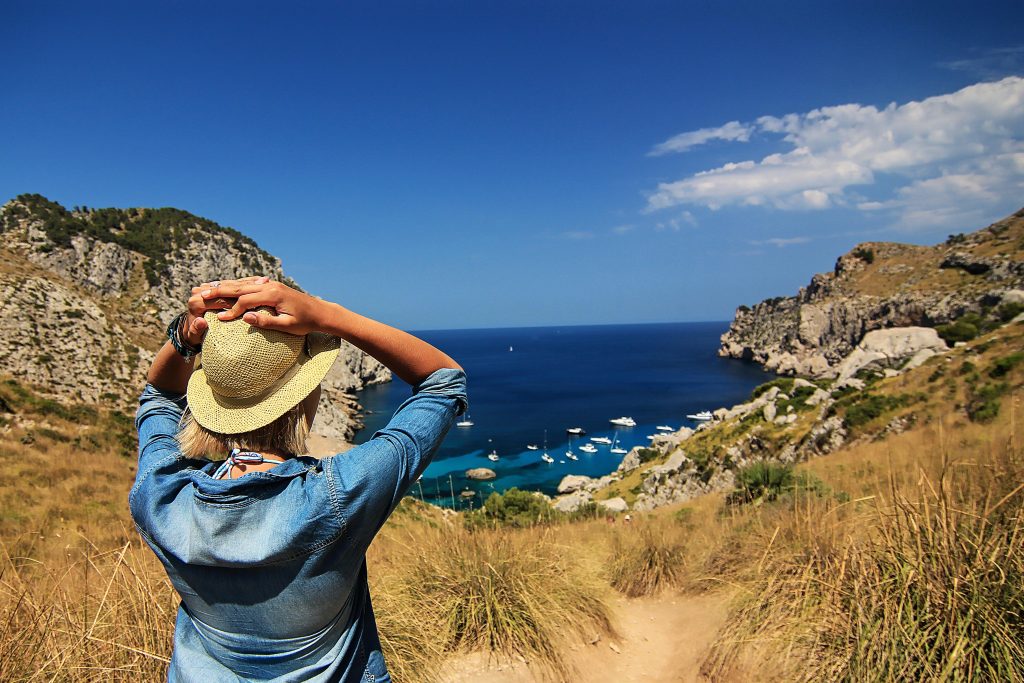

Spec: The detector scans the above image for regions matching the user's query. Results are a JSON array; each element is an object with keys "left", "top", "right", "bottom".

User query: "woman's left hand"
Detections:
[{"left": 184, "top": 276, "right": 270, "bottom": 346}]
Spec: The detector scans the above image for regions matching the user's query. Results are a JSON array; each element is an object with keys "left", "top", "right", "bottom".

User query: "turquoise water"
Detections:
[{"left": 354, "top": 322, "right": 769, "bottom": 507}]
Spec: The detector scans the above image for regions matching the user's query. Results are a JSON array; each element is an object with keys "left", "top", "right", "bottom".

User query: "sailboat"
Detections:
[
  {"left": 610, "top": 435, "right": 628, "bottom": 455},
  {"left": 456, "top": 414, "right": 474, "bottom": 427},
  {"left": 487, "top": 449, "right": 499, "bottom": 462},
  {"left": 565, "top": 435, "right": 578, "bottom": 461},
  {"left": 540, "top": 430, "right": 554, "bottom": 463}
]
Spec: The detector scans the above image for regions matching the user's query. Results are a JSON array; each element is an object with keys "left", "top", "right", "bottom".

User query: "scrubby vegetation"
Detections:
[{"left": 1, "top": 194, "right": 275, "bottom": 286}]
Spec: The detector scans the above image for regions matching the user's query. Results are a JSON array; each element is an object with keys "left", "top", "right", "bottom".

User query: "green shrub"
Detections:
[
  {"left": 852, "top": 247, "right": 875, "bottom": 264},
  {"left": 936, "top": 320, "right": 979, "bottom": 344},
  {"left": 967, "top": 383, "right": 1007, "bottom": 423},
  {"left": 752, "top": 377, "right": 794, "bottom": 399},
  {"left": 997, "top": 302, "right": 1024, "bottom": 322},
  {"left": 729, "top": 461, "right": 794, "bottom": 504},
  {"left": 989, "top": 352, "right": 1024, "bottom": 378},
  {"left": 842, "top": 393, "right": 920, "bottom": 429}
]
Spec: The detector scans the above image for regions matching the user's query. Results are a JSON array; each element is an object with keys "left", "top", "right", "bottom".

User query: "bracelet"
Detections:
[{"left": 167, "top": 312, "right": 202, "bottom": 361}]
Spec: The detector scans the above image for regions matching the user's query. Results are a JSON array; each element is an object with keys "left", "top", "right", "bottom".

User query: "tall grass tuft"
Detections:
[
  {"left": 390, "top": 526, "right": 615, "bottom": 679},
  {"left": 703, "top": 434, "right": 1024, "bottom": 682},
  {"left": 607, "top": 523, "right": 687, "bottom": 597}
]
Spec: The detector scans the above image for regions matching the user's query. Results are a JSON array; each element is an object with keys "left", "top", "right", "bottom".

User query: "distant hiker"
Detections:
[{"left": 131, "top": 276, "right": 466, "bottom": 682}]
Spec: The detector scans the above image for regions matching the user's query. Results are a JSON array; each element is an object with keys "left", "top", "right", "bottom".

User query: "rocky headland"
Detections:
[
  {"left": 553, "top": 208, "right": 1024, "bottom": 513},
  {"left": 0, "top": 193, "right": 390, "bottom": 444},
  {"left": 718, "top": 208, "right": 1024, "bottom": 377}
]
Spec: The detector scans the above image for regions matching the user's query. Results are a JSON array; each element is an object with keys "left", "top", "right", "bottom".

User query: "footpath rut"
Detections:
[{"left": 442, "top": 591, "right": 732, "bottom": 683}]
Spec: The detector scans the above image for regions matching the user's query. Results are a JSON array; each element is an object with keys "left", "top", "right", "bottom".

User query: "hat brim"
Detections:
[{"left": 186, "top": 332, "right": 341, "bottom": 435}]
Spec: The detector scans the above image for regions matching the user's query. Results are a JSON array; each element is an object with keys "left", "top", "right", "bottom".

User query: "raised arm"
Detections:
[{"left": 202, "top": 280, "right": 461, "bottom": 386}]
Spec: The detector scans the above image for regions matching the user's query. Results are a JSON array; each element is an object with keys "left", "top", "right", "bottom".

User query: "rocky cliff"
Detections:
[
  {"left": 719, "top": 208, "right": 1024, "bottom": 376},
  {"left": 0, "top": 193, "right": 390, "bottom": 444}
]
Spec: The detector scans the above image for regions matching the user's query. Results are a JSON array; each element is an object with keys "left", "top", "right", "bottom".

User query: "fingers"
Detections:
[
  {"left": 242, "top": 309, "right": 294, "bottom": 331},
  {"left": 191, "top": 276, "right": 270, "bottom": 295},
  {"left": 216, "top": 292, "right": 271, "bottom": 321},
  {"left": 201, "top": 279, "right": 273, "bottom": 300},
  {"left": 184, "top": 315, "right": 208, "bottom": 346}
]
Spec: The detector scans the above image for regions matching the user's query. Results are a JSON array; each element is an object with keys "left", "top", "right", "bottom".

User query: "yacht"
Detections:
[
  {"left": 590, "top": 436, "right": 612, "bottom": 445},
  {"left": 541, "top": 453, "right": 554, "bottom": 463},
  {"left": 566, "top": 426, "right": 586, "bottom": 435},
  {"left": 526, "top": 444, "right": 539, "bottom": 450},
  {"left": 656, "top": 425, "right": 674, "bottom": 432},
  {"left": 609, "top": 417, "right": 636, "bottom": 427},
  {"left": 646, "top": 435, "right": 657, "bottom": 440},
  {"left": 686, "top": 411, "right": 714, "bottom": 421},
  {"left": 565, "top": 436, "right": 579, "bottom": 461},
  {"left": 487, "top": 449, "right": 499, "bottom": 462},
  {"left": 456, "top": 414, "right": 474, "bottom": 427},
  {"left": 579, "top": 443, "right": 598, "bottom": 454}
]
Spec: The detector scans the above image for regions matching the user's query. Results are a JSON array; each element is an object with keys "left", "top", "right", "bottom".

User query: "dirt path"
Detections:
[{"left": 441, "top": 591, "right": 732, "bottom": 683}]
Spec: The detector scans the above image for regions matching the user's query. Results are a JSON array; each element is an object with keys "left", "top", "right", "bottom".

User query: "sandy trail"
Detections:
[{"left": 441, "top": 591, "right": 732, "bottom": 683}]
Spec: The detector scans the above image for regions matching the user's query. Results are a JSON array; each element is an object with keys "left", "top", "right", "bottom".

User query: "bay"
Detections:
[{"left": 353, "top": 322, "right": 769, "bottom": 507}]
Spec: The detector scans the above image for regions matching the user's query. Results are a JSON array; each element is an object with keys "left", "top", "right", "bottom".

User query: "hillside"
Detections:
[
  {"left": 0, "top": 193, "right": 390, "bottom": 443},
  {"left": 719, "top": 207, "right": 1024, "bottom": 376}
]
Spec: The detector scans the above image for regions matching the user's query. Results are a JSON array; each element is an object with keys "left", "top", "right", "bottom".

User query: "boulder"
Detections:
[
  {"left": 597, "top": 497, "right": 628, "bottom": 513},
  {"left": 465, "top": 468, "right": 496, "bottom": 481},
  {"left": 616, "top": 449, "right": 642, "bottom": 473},
  {"left": 805, "top": 388, "right": 831, "bottom": 406},
  {"left": 834, "top": 327, "right": 947, "bottom": 381},
  {"left": 557, "top": 474, "right": 593, "bottom": 494},
  {"left": 553, "top": 490, "right": 592, "bottom": 513},
  {"left": 793, "top": 378, "right": 816, "bottom": 389},
  {"left": 999, "top": 289, "right": 1024, "bottom": 306},
  {"left": 763, "top": 401, "right": 777, "bottom": 422}
]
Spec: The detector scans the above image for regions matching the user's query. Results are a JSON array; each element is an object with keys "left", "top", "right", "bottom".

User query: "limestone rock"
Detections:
[
  {"left": 465, "top": 468, "right": 496, "bottom": 481},
  {"left": 597, "top": 497, "right": 628, "bottom": 513},
  {"left": 616, "top": 449, "right": 642, "bottom": 473},
  {"left": 557, "top": 474, "right": 594, "bottom": 494},
  {"left": 763, "top": 401, "right": 777, "bottom": 422},
  {"left": 834, "top": 327, "right": 947, "bottom": 381},
  {"left": 553, "top": 490, "right": 592, "bottom": 512}
]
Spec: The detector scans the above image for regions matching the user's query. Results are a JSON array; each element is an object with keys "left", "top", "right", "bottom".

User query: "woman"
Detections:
[{"left": 131, "top": 276, "right": 466, "bottom": 682}]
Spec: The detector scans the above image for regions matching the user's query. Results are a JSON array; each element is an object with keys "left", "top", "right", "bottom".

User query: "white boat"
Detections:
[
  {"left": 541, "top": 430, "right": 553, "bottom": 464},
  {"left": 646, "top": 435, "right": 656, "bottom": 440},
  {"left": 487, "top": 449, "right": 499, "bottom": 462},
  {"left": 565, "top": 436, "right": 579, "bottom": 461},
  {"left": 610, "top": 435, "right": 627, "bottom": 455},
  {"left": 686, "top": 411, "right": 714, "bottom": 421},
  {"left": 566, "top": 426, "right": 585, "bottom": 435},
  {"left": 590, "top": 436, "right": 612, "bottom": 445},
  {"left": 541, "top": 453, "right": 554, "bottom": 463},
  {"left": 526, "top": 444, "right": 539, "bottom": 450},
  {"left": 579, "top": 444, "right": 598, "bottom": 454},
  {"left": 656, "top": 425, "right": 674, "bottom": 432},
  {"left": 609, "top": 417, "right": 636, "bottom": 427},
  {"left": 456, "top": 414, "right": 474, "bottom": 427}
]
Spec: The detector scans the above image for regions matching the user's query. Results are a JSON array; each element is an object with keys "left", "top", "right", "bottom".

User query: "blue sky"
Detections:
[{"left": 2, "top": 1, "right": 1023, "bottom": 329}]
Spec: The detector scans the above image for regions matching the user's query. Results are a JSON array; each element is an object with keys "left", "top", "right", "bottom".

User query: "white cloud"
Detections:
[
  {"left": 751, "top": 236, "right": 812, "bottom": 248},
  {"left": 611, "top": 223, "right": 636, "bottom": 235},
  {"left": 646, "top": 77, "right": 1024, "bottom": 228},
  {"left": 939, "top": 46, "right": 1024, "bottom": 81},
  {"left": 654, "top": 210, "right": 697, "bottom": 231},
  {"left": 648, "top": 121, "right": 753, "bottom": 156}
]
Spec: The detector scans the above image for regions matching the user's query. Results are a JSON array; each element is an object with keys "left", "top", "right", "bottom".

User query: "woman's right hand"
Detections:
[{"left": 198, "top": 279, "right": 330, "bottom": 336}]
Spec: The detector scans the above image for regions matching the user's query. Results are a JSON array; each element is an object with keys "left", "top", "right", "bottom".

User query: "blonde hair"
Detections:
[{"left": 177, "top": 404, "right": 310, "bottom": 459}]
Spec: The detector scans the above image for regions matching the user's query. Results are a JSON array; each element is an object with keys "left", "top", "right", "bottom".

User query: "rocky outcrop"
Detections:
[
  {"left": 0, "top": 194, "right": 390, "bottom": 442},
  {"left": 719, "top": 209, "right": 1024, "bottom": 377},
  {"left": 833, "top": 327, "right": 947, "bottom": 381},
  {"left": 557, "top": 475, "right": 593, "bottom": 494},
  {"left": 465, "top": 468, "right": 497, "bottom": 481}
]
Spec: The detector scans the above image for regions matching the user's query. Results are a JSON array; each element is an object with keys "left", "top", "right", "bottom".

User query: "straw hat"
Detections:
[{"left": 186, "top": 310, "right": 341, "bottom": 434}]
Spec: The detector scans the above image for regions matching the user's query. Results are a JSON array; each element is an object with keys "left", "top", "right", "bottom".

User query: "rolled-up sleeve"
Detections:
[{"left": 329, "top": 368, "right": 467, "bottom": 538}]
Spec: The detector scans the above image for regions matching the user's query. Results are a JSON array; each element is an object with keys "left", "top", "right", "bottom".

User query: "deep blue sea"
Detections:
[{"left": 353, "top": 322, "right": 769, "bottom": 507}]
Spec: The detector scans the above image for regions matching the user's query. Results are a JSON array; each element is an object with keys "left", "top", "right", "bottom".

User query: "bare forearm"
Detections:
[
  {"left": 147, "top": 341, "right": 194, "bottom": 394},
  {"left": 315, "top": 302, "right": 460, "bottom": 386}
]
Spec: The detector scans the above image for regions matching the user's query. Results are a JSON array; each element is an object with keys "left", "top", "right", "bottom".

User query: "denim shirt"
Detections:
[{"left": 130, "top": 368, "right": 467, "bottom": 683}]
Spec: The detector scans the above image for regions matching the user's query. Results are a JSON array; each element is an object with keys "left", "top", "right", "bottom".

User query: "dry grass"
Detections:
[
  {"left": 701, "top": 408, "right": 1024, "bottom": 682},
  {"left": 373, "top": 524, "right": 616, "bottom": 681},
  {"left": 607, "top": 520, "right": 688, "bottom": 597}
]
